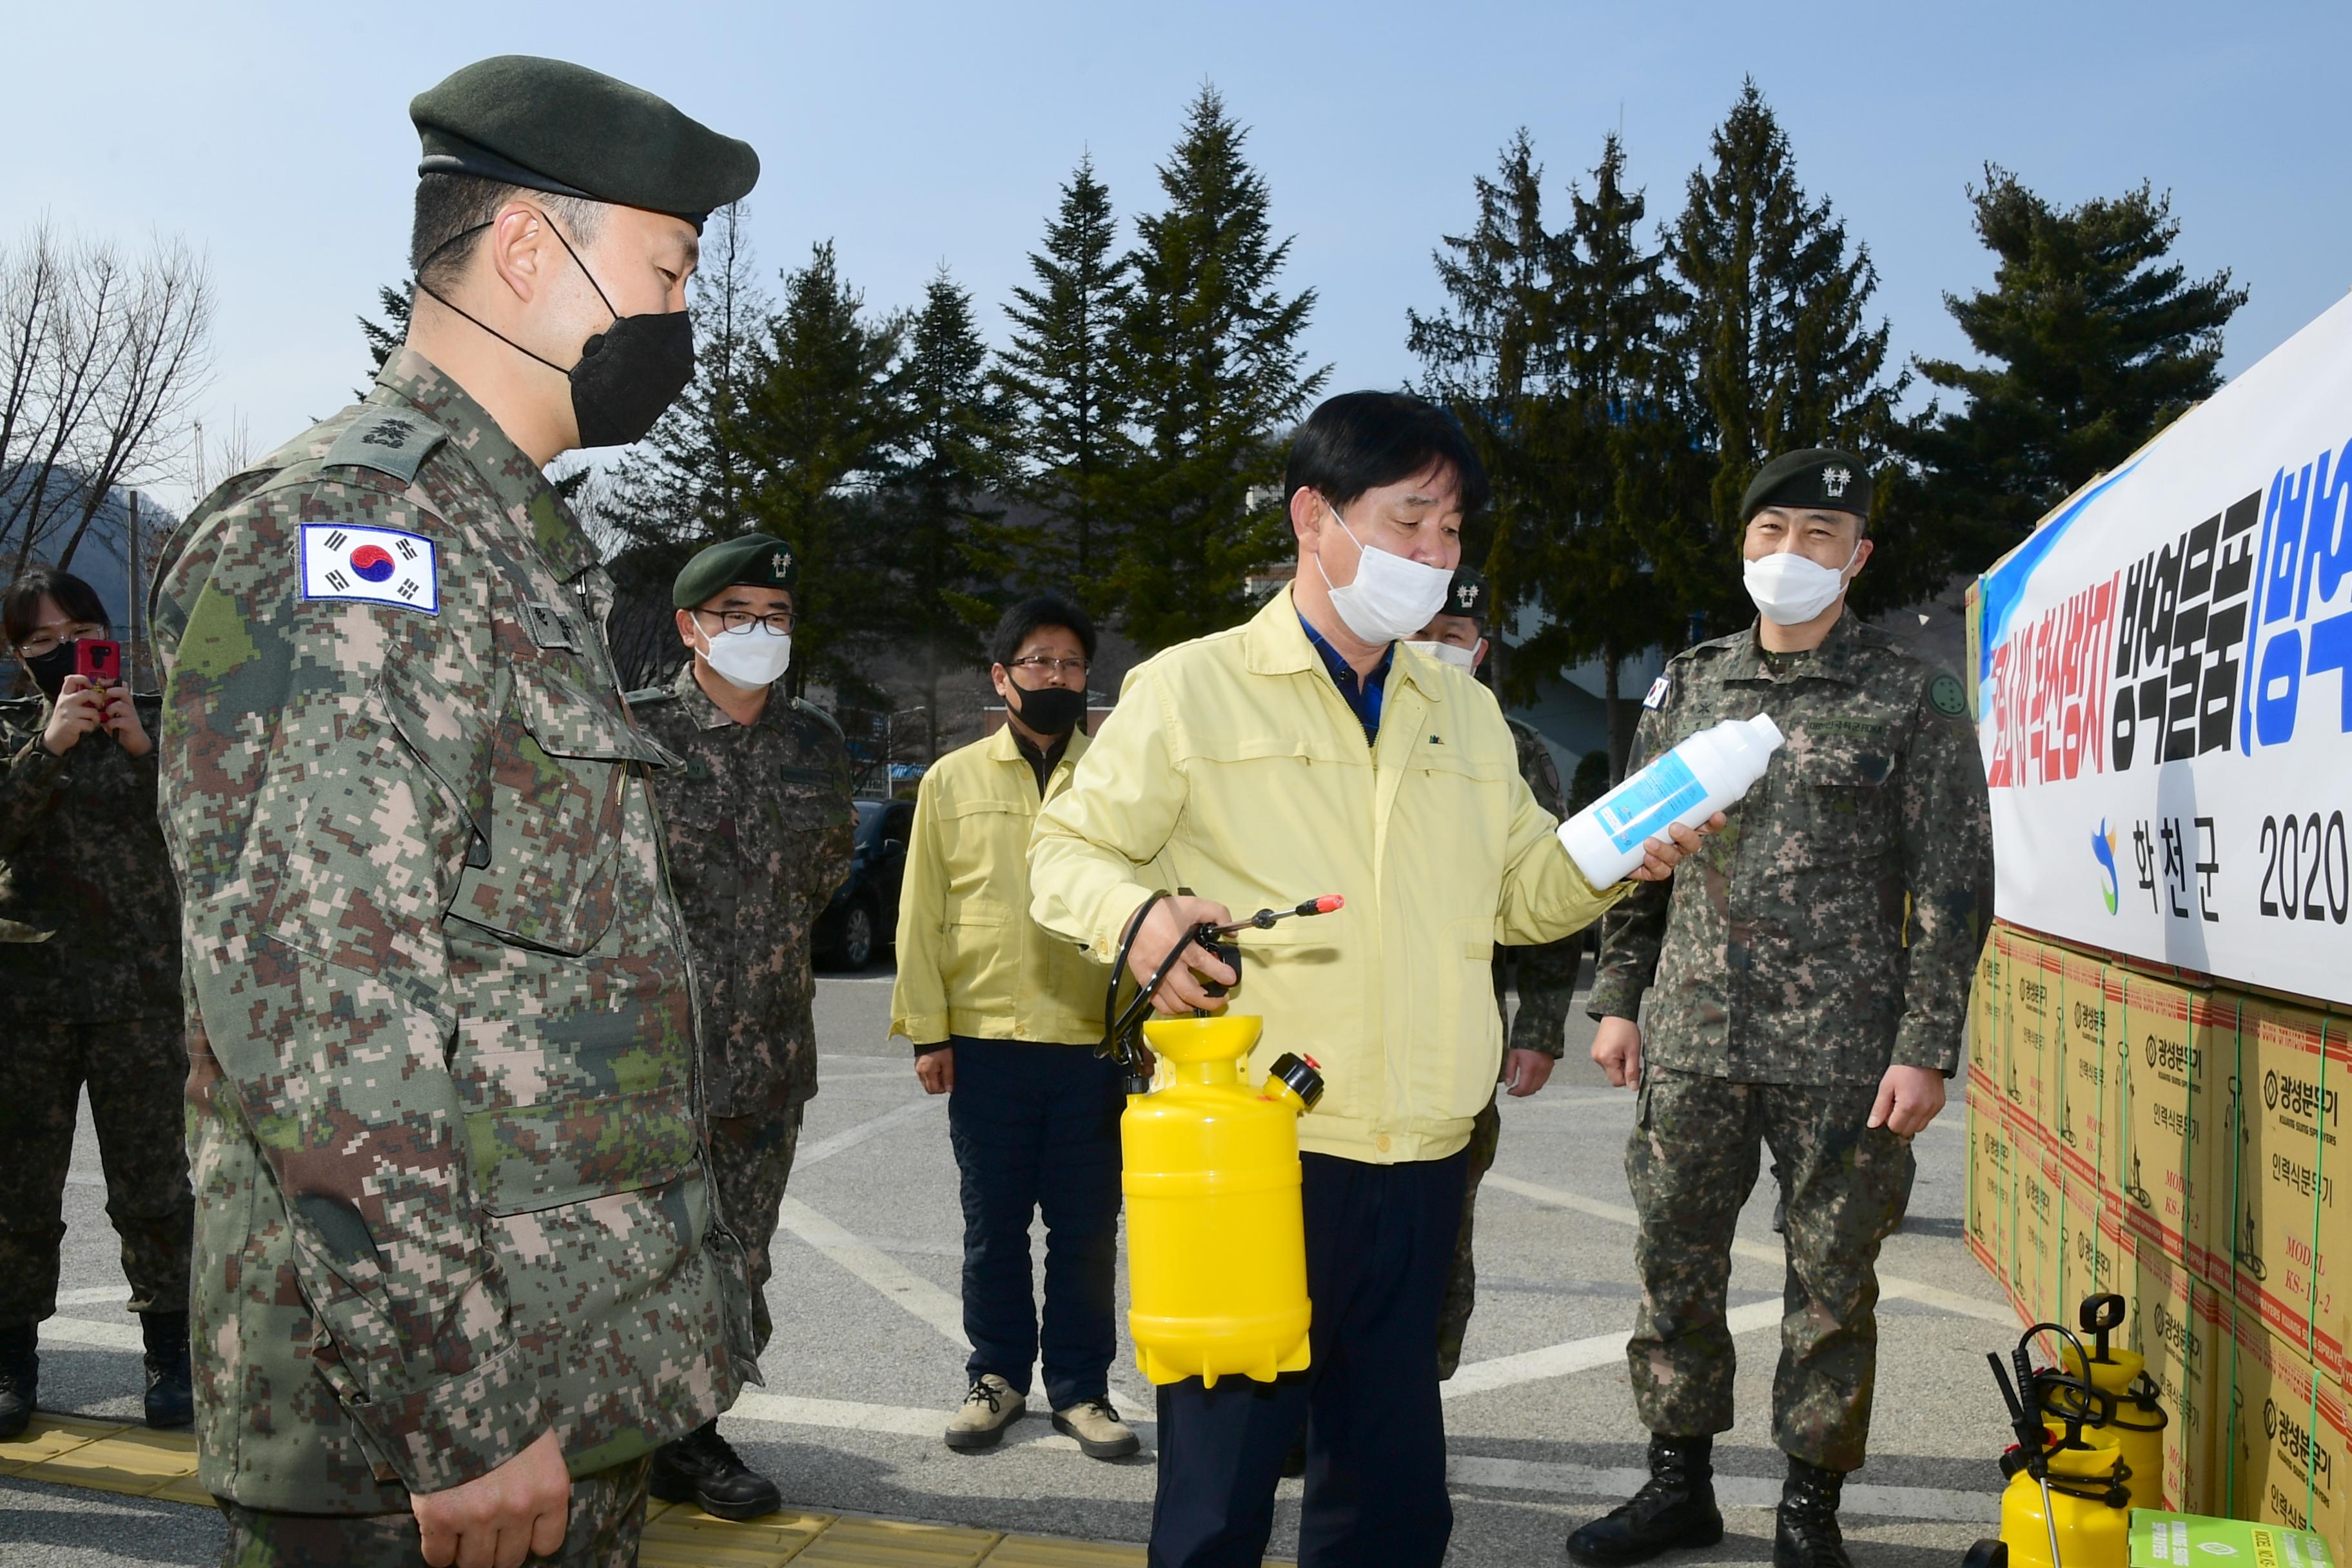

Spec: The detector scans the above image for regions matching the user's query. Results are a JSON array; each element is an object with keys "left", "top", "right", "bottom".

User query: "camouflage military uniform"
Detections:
[
  {"left": 1437, "top": 716, "right": 1585, "bottom": 1379},
  {"left": 0, "top": 694, "right": 193, "bottom": 1329},
  {"left": 217, "top": 1455, "right": 652, "bottom": 1567},
  {"left": 150, "top": 348, "right": 754, "bottom": 1527},
  {"left": 1586, "top": 613, "right": 1992, "bottom": 1471},
  {"left": 631, "top": 662, "right": 854, "bottom": 1355}
]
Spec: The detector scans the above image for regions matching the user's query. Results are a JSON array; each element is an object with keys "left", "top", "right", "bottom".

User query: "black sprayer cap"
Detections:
[{"left": 1267, "top": 1052, "right": 1324, "bottom": 1111}]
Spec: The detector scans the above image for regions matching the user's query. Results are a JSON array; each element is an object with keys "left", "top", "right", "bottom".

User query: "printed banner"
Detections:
[{"left": 1975, "top": 293, "right": 2352, "bottom": 1004}]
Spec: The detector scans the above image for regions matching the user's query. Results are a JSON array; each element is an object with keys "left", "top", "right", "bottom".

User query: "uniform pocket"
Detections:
[{"left": 447, "top": 665, "right": 670, "bottom": 956}]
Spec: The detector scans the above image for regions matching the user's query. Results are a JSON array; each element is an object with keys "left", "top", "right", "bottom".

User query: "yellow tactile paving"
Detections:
[
  {"left": 17, "top": 1424, "right": 204, "bottom": 1495},
  {"left": 0, "top": 1415, "right": 130, "bottom": 1476},
  {"left": 0, "top": 1421, "right": 1300, "bottom": 1567},
  {"left": 795, "top": 1516, "right": 1001, "bottom": 1567}
]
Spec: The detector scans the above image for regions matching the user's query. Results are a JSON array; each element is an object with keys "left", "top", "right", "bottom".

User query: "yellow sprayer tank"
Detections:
[
  {"left": 1998, "top": 1424, "right": 2132, "bottom": 1568},
  {"left": 2053, "top": 1342, "right": 2166, "bottom": 1508},
  {"left": 1122, "top": 1013, "right": 1320, "bottom": 1387}
]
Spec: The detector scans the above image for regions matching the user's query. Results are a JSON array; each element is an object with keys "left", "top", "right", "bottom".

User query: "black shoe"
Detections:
[
  {"left": 1774, "top": 1457, "right": 1850, "bottom": 1568},
  {"left": 648, "top": 1421, "right": 781, "bottom": 1522},
  {"left": 0, "top": 1324, "right": 35, "bottom": 1440},
  {"left": 141, "top": 1312, "right": 193, "bottom": 1430},
  {"left": 1566, "top": 1435, "right": 1725, "bottom": 1566}
]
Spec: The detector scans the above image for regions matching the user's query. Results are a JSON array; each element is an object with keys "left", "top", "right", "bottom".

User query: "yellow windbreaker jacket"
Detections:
[
  {"left": 890, "top": 725, "right": 1107, "bottom": 1047},
  {"left": 1028, "top": 588, "right": 1624, "bottom": 1164}
]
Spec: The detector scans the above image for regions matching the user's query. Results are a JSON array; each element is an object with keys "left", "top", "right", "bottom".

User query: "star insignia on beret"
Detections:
[
  {"left": 772, "top": 551, "right": 792, "bottom": 576},
  {"left": 1823, "top": 466, "right": 1852, "bottom": 498}
]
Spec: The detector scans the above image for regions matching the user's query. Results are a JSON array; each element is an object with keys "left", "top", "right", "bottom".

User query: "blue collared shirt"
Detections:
[{"left": 1298, "top": 613, "right": 1391, "bottom": 745}]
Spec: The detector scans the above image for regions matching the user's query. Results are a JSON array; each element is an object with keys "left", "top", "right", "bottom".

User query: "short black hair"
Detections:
[
  {"left": 411, "top": 173, "right": 605, "bottom": 293},
  {"left": 1284, "top": 390, "right": 1489, "bottom": 519},
  {"left": 3, "top": 566, "right": 108, "bottom": 649},
  {"left": 990, "top": 595, "right": 1097, "bottom": 669}
]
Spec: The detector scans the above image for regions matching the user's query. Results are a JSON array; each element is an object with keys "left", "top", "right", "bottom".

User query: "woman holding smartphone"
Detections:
[{"left": 0, "top": 565, "right": 193, "bottom": 1438}]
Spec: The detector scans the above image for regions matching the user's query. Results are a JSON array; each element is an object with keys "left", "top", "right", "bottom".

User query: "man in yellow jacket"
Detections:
[
  {"left": 890, "top": 597, "right": 1135, "bottom": 1460},
  {"left": 1028, "top": 391, "right": 1709, "bottom": 1568}
]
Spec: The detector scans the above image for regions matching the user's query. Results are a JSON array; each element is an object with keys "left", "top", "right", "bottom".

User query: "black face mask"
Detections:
[
  {"left": 415, "top": 217, "right": 695, "bottom": 449},
  {"left": 1010, "top": 682, "right": 1086, "bottom": 739},
  {"left": 24, "top": 641, "right": 75, "bottom": 701}
]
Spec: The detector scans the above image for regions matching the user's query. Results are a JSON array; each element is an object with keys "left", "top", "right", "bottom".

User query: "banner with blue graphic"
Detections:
[{"left": 1975, "top": 292, "right": 2352, "bottom": 1004}]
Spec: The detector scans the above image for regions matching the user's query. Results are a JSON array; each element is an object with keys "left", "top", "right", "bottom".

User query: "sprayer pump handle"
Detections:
[{"left": 2079, "top": 1293, "right": 2126, "bottom": 1357}]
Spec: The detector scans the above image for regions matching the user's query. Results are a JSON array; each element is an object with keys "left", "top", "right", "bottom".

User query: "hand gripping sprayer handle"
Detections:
[{"left": 1099, "top": 892, "right": 1346, "bottom": 1090}]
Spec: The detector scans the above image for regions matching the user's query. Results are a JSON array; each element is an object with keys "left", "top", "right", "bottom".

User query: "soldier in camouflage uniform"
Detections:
[
  {"left": 1566, "top": 451, "right": 1993, "bottom": 1568},
  {"left": 0, "top": 567, "right": 195, "bottom": 1439},
  {"left": 629, "top": 534, "right": 854, "bottom": 1518},
  {"left": 150, "top": 58, "right": 761, "bottom": 1568},
  {"left": 1406, "top": 571, "right": 1586, "bottom": 1381}
]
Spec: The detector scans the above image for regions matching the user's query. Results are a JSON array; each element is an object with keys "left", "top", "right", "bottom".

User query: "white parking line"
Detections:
[
  {"left": 38, "top": 1316, "right": 143, "bottom": 1352},
  {"left": 1441, "top": 1299, "right": 1783, "bottom": 1400},
  {"left": 794, "top": 1098, "right": 940, "bottom": 1168},
  {"left": 774, "top": 1195, "right": 969, "bottom": 1346}
]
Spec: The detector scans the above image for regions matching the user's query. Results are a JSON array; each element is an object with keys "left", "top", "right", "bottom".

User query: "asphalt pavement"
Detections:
[{"left": 5, "top": 961, "right": 2022, "bottom": 1566}]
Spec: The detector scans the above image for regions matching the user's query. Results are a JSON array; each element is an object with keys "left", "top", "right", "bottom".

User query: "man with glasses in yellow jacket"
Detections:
[
  {"left": 1028, "top": 391, "right": 1710, "bottom": 1568},
  {"left": 891, "top": 596, "right": 1135, "bottom": 1461}
]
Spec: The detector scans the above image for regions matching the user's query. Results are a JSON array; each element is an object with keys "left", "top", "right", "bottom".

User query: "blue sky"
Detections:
[{"left": 9, "top": 1, "right": 2344, "bottom": 513}]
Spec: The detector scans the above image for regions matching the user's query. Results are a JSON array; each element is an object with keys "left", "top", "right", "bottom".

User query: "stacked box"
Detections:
[
  {"left": 2055, "top": 946, "right": 2123, "bottom": 1192},
  {"left": 2222, "top": 997, "right": 2345, "bottom": 1378},
  {"left": 2221, "top": 1306, "right": 2351, "bottom": 1555},
  {"left": 1972, "top": 933, "right": 2009, "bottom": 1087},
  {"left": 2008, "top": 928, "right": 2059, "bottom": 1126},
  {"left": 1966, "top": 1077, "right": 2014, "bottom": 1285},
  {"left": 2015, "top": 1121, "right": 2067, "bottom": 1330},
  {"left": 2127, "top": 1235, "right": 2226, "bottom": 1513},
  {"left": 2113, "top": 970, "right": 2223, "bottom": 1283}
]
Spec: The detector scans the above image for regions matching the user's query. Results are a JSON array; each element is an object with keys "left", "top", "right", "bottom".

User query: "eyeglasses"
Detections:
[
  {"left": 1006, "top": 656, "right": 1090, "bottom": 677},
  {"left": 12, "top": 624, "right": 107, "bottom": 660},
  {"left": 693, "top": 608, "right": 795, "bottom": 638}
]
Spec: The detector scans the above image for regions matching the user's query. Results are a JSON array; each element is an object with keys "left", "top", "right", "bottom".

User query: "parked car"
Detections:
[{"left": 816, "top": 798, "right": 915, "bottom": 970}]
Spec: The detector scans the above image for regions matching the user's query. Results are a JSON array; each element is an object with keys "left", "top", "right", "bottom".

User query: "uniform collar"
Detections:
[
  {"left": 671, "top": 659, "right": 784, "bottom": 732},
  {"left": 1241, "top": 584, "right": 1446, "bottom": 705},
  {"left": 986, "top": 721, "right": 1090, "bottom": 769},
  {"left": 369, "top": 347, "right": 602, "bottom": 583},
  {"left": 1717, "top": 608, "right": 1867, "bottom": 685}
]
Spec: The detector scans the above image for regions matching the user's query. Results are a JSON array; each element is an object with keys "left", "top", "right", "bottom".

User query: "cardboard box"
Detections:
[
  {"left": 2055, "top": 946, "right": 2124, "bottom": 1190},
  {"left": 2008, "top": 928, "right": 2059, "bottom": 1132},
  {"left": 2129, "top": 1509, "right": 2335, "bottom": 1568},
  {"left": 2063, "top": 1166, "right": 2130, "bottom": 1306},
  {"left": 2222, "top": 1311, "right": 2351, "bottom": 1556},
  {"left": 2115, "top": 970, "right": 2222, "bottom": 1283},
  {"left": 2129, "top": 1237, "right": 2226, "bottom": 1513},
  {"left": 1972, "top": 930, "right": 2010, "bottom": 1090},
  {"left": 1967, "top": 1079, "right": 2015, "bottom": 1289},
  {"left": 2016, "top": 1124, "right": 2068, "bottom": 1331},
  {"left": 2225, "top": 996, "right": 2347, "bottom": 1377}
]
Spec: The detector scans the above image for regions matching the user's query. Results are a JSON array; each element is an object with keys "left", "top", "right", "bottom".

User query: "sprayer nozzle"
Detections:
[{"left": 1307, "top": 895, "right": 1344, "bottom": 915}]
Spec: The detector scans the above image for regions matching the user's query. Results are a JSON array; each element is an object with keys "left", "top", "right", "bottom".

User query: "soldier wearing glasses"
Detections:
[{"left": 629, "top": 534, "right": 854, "bottom": 1518}]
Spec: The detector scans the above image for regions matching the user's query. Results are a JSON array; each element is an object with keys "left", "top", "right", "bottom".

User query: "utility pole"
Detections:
[{"left": 124, "top": 491, "right": 142, "bottom": 692}]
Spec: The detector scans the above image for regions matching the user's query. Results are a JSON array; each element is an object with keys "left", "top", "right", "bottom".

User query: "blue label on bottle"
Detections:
[{"left": 1591, "top": 750, "right": 1707, "bottom": 854}]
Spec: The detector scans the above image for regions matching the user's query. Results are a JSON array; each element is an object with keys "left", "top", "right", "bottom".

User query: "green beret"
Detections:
[
  {"left": 673, "top": 535, "right": 798, "bottom": 608},
  {"left": 1440, "top": 569, "right": 1491, "bottom": 626},
  {"left": 411, "top": 55, "right": 758, "bottom": 228},
  {"left": 1740, "top": 448, "right": 1874, "bottom": 522}
]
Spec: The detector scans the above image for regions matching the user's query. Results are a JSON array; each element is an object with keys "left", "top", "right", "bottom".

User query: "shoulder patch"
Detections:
[
  {"left": 299, "top": 524, "right": 438, "bottom": 614},
  {"left": 1926, "top": 671, "right": 1970, "bottom": 720},
  {"left": 791, "top": 696, "right": 845, "bottom": 740},
  {"left": 1642, "top": 675, "right": 1671, "bottom": 710},
  {"left": 318, "top": 407, "right": 447, "bottom": 485}
]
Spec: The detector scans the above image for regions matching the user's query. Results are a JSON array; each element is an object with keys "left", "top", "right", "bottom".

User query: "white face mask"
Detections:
[
  {"left": 696, "top": 622, "right": 792, "bottom": 690},
  {"left": 1743, "top": 543, "right": 1859, "bottom": 626},
  {"left": 1315, "top": 500, "right": 1455, "bottom": 645},
  {"left": 1404, "top": 638, "right": 1480, "bottom": 672}
]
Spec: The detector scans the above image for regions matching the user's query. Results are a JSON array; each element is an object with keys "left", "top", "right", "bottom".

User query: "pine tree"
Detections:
[
  {"left": 1902, "top": 167, "right": 2245, "bottom": 573},
  {"left": 356, "top": 282, "right": 411, "bottom": 398},
  {"left": 1112, "top": 86, "right": 1326, "bottom": 648},
  {"left": 1666, "top": 81, "right": 1905, "bottom": 630},
  {"left": 997, "top": 155, "right": 1135, "bottom": 608},
  {"left": 1534, "top": 133, "right": 1689, "bottom": 779},
  {"left": 883, "top": 266, "right": 1018, "bottom": 758},
  {"left": 1406, "top": 128, "right": 1563, "bottom": 691},
  {"left": 738, "top": 240, "right": 905, "bottom": 694}
]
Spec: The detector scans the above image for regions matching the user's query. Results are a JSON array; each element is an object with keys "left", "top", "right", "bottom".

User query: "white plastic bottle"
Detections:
[{"left": 1556, "top": 714, "right": 1785, "bottom": 885}]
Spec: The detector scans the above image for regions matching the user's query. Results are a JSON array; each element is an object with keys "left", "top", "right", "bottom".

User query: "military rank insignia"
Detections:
[{"left": 300, "top": 524, "right": 440, "bottom": 614}]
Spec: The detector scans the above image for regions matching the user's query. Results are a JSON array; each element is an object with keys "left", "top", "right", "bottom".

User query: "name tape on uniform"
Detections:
[{"left": 300, "top": 525, "right": 439, "bottom": 614}]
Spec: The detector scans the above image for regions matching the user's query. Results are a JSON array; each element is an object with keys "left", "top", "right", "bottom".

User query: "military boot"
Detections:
[
  {"left": 0, "top": 1324, "right": 35, "bottom": 1439},
  {"left": 1774, "top": 1456, "right": 1851, "bottom": 1568},
  {"left": 1565, "top": 1434, "right": 1724, "bottom": 1565},
  {"left": 141, "top": 1311, "right": 193, "bottom": 1430},
  {"left": 649, "top": 1420, "right": 781, "bottom": 1521}
]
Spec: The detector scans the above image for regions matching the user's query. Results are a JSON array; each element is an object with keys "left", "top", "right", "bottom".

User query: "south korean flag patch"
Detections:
[
  {"left": 300, "top": 524, "right": 439, "bottom": 614},
  {"left": 1642, "top": 674, "right": 1670, "bottom": 710}
]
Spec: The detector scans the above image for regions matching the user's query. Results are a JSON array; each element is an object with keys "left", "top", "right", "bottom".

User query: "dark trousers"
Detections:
[
  {"left": 946, "top": 1035, "right": 1124, "bottom": 1409},
  {"left": 1149, "top": 1150, "right": 1468, "bottom": 1568}
]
